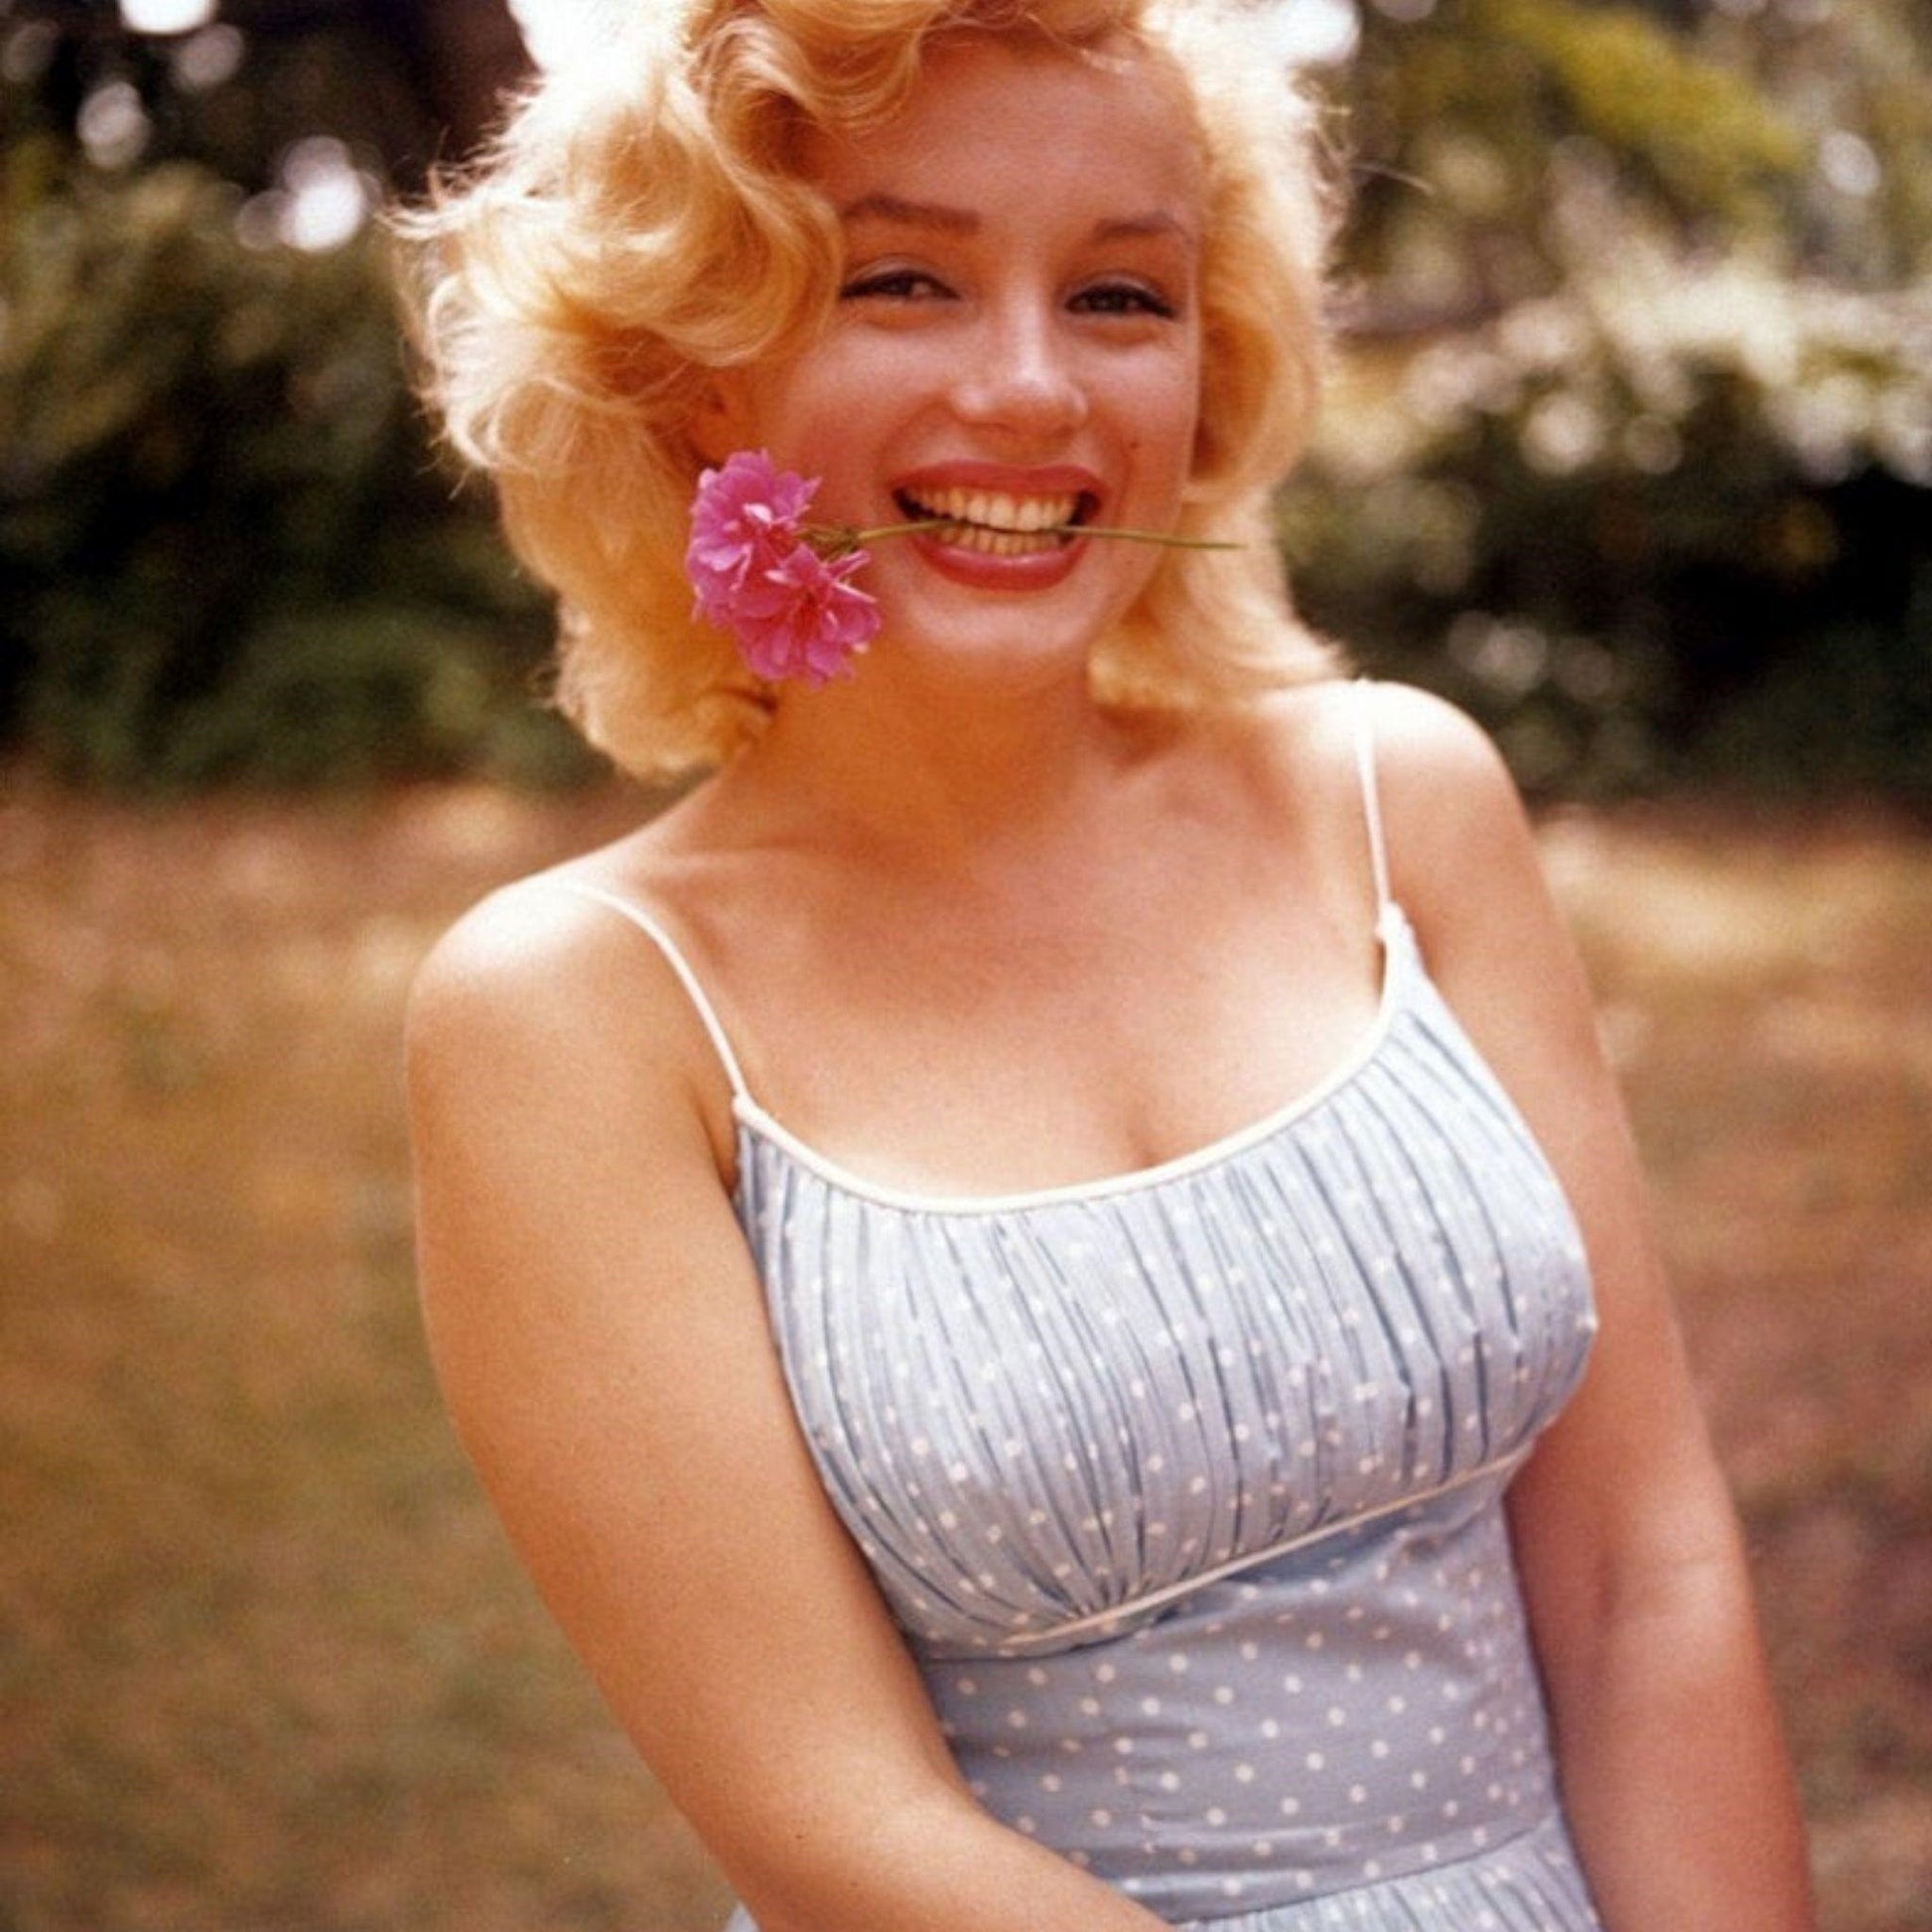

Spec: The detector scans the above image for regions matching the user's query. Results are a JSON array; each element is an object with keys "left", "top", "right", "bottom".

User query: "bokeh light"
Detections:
[{"left": 119, "top": 0, "right": 219, "bottom": 34}]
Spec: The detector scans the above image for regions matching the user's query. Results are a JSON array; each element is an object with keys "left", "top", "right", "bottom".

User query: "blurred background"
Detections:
[{"left": 1, "top": 0, "right": 1927, "bottom": 1927}]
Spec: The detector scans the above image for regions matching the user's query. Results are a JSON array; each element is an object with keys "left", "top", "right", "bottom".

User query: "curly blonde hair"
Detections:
[{"left": 396, "top": 0, "right": 1343, "bottom": 779}]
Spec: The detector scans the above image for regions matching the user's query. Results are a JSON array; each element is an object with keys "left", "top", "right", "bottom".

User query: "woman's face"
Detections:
[{"left": 707, "top": 32, "right": 1205, "bottom": 679}]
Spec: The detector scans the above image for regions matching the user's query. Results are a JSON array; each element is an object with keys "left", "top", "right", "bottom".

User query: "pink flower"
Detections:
[
  {"left": 686, "top": 450, "right": 881, "bottom": 687},
  {"left": 722, "top": 542, "right": 881, "bottom": 687}
]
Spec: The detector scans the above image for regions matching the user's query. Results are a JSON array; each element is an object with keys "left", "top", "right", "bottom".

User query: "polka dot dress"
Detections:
[
  {"left": 720, "top": 907, "right": 1603, "bottom": 1929},
  {"left": 551, "top": 714, "right": 1605, "bottom": 1931}
]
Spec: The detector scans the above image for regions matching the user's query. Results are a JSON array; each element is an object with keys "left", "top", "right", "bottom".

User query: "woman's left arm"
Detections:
[{"left": 1370, "top": 684, "right": 1815, "bottom": 1932}]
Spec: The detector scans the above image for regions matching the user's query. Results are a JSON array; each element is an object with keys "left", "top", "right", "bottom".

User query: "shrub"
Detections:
[
  {"left": 0, "top": 157, "right": 589, "bottom": 789},
  {"left": 1288, "top": 184, "right": 1932, "bottom": 801}
]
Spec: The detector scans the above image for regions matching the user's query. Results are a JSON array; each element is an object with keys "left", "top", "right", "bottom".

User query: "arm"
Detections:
[
  {"left": 405, "top": 886, "right": 1169, "bottom": 1932},
  {"left": 1369, "top": 687, "right": 1815, "bottom": 1932}
]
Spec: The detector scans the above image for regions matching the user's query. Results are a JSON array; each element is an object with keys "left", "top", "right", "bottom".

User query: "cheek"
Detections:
[
  {"left": 1137, "top": 364, "right": 1205, "bottom": 488},
  {"left": 747, "top": 345, "right": 903, "bottom": 459}
]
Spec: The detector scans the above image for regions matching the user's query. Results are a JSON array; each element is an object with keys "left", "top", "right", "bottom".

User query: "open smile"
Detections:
[{"left": 893, "top": 484, "right": 1098, "bottom": 557}]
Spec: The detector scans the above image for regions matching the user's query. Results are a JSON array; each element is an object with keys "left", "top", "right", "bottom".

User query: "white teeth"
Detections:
[{"left": 903, "top": 485, "right": 1081, "bottom": 536}]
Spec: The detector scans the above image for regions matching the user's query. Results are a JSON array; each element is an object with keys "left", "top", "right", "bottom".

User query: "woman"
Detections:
[{"left": 400, "top": 2, "right": 1814, "bottom": 1927}]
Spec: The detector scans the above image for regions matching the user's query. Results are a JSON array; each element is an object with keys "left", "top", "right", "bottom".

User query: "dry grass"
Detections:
[{"left": 1, "top": 777, "right": 1926, "bottom": 1931}]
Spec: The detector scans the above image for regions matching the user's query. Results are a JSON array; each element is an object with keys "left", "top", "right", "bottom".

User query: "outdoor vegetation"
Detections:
[{"left": 1, "top": 0, "right": 1929, "bottom": 1927}]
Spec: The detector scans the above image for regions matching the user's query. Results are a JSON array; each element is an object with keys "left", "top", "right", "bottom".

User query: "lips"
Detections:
[{"left": 894, "top": 483, "right": 1098, "bottom": 557}]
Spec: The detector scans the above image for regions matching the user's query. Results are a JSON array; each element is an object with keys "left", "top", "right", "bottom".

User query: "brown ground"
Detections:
[{"left": 1, "top": 777, "right": 1927, "bottom": 1931}]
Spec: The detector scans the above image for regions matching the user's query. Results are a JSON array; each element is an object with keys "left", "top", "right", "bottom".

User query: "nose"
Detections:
[{"left": 948, "top": 303, "right": 1088, "bottom": 440}]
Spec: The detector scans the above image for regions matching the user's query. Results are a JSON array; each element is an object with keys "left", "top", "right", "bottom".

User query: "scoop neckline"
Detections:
[{"left": 731, "top": 904, "right": 1415, "bottom": 1217}]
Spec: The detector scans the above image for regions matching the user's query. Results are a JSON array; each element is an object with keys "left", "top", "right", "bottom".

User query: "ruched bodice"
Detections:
[
  {"left": 738, "top": 907, "right": 1592, "bottom": 1665},
  {"left": 723, "top": 905, "right": 1601, "bottom": 1927}
]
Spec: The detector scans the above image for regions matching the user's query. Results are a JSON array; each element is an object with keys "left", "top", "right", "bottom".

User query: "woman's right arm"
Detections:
[{"left": 405, "top": 887, "right": 1167, "bottom": 1932}]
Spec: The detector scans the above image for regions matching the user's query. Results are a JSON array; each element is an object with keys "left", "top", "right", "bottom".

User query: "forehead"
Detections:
[{"left": 797, "top": 34, "right": 1203, "bottom": 222}]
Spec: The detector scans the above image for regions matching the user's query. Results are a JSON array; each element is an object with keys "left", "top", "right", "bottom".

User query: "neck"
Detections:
[{"left": 728, "top": 648, "right": 1155, "bottom": 869}]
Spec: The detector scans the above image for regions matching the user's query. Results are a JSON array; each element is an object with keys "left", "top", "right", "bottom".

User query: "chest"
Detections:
[
  {"left": 705, "top": 849, "right": 1385, "bottom": 1197},
  {"left": 735, "top": 967, "right": 1598, "bottom": 1660}
]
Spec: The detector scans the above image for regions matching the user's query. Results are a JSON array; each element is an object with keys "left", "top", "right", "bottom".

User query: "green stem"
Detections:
[{"left": 1066, "top": 524, "right": 1240, "bottom": 550}]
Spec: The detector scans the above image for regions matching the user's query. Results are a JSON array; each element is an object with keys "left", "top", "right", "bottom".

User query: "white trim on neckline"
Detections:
[{"left": 731, "top": 903, "right": 1416, "bottom": 1217}]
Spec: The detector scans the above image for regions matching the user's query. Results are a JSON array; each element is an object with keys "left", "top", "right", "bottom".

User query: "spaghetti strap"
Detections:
[
  {"left": 1351, "top": 678, "right": 1393, "bottom": 917},
  {"left": 537, "top": 878, "right": 753, "bottom": 1105}
]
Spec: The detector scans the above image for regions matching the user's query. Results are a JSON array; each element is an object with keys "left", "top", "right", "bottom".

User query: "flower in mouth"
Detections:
[
  {"left": 891, "top": 484, "right": 1091, "bottom": 559},
  {"left": 687, "top": 450, "right": 882, "bottom": 687},
  {"left": 688, "top": 449, "right": 1234, "bottom": 687}
]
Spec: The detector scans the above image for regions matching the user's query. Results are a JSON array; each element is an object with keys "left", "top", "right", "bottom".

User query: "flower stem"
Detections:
[{"left": 1065, "top": 524, "right": 1240, "bottom": 550}]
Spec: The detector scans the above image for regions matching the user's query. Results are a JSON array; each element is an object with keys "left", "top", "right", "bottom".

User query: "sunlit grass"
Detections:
[{"left": 2, "top": 778, "right": 1926, "bottom": 1931}]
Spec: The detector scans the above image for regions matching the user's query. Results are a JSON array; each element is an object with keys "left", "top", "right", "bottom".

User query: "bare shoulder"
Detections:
[
  {"left": 1205, "top": 678, "right": 1526, "bottom": 897},
  {"left": 1213, "top": 675, "right": 1498, "bottom": 787},
  {"left": 405, "top": 861, "right": 738, "bottom": 1185},
  {"left": 1352, "top": 682, "right": 1545, "bottom": 942},
  {"left": 1358, "top": 679, "right": 1519, "bottom": 812}
]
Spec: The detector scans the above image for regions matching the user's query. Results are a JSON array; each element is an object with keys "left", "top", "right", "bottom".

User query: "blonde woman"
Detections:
[{"left": 400, "top": 3, "right": 1813, "bottom": 1927}]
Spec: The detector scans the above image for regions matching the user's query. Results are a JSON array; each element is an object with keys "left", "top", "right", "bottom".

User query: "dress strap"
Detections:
[
  {"left": 1351, "top": 678, "right": 1393, "bottom": 917},
  {"left": 537, "top": 878, "right": 753, "bottom": 1106}
]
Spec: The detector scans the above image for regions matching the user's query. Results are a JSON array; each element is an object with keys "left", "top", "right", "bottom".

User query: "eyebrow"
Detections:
[
  {"left": 838, "top": 194, "right": 979, "bottom": 235},
  {"left": 838, "top": 197, "right": 1195, "bottom": 249}
]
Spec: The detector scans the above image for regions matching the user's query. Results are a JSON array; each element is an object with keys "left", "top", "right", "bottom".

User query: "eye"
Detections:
[
  {"left": 838, "top": 265, "right": 954, "bottom": 303},
  {"left": 1070, "top": 280, "right": 1179, "bottom": 320}
]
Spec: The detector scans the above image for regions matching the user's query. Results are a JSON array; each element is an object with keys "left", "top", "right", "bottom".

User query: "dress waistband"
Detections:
[{"left": 944, "top": 1448, "right": 1530, "bottom": 1660}]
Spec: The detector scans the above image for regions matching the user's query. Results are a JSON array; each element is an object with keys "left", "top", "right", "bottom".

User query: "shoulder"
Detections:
[
  {"left": 1214, "top": 674, "right": 1503, "bottom": 786},
  {"left": 406, "top": 866, "right": 738, "bottom": 1181},
  {"left": 1345, "top": 686, "right": 1601, "bottom": 1077},
  {"left": 1356, "top": 678, "right": 1519, "bottom": 808},
  {"left": 1214, "top": 676, "right": 1524, "bottom": 859},
  {"left": 1351, "top": 681, "right": 1541, "bottom": 929}
]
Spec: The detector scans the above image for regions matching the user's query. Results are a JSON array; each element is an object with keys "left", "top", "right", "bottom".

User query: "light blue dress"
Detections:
[{"left": 554, "top": 707, "right": 1605, "bottom": 1930}]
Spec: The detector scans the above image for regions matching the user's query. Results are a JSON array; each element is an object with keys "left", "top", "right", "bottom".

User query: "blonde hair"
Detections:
[{"left": 396, "top": 0, "right": 1343, "bottom": 780}]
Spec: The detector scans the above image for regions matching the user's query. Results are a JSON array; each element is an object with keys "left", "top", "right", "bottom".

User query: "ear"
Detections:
[{"left": 688, "top": 369, "right": 757, "bottom": 466}]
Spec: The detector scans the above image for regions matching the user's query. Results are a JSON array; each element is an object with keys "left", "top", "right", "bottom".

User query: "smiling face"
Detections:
[{"left": 703, "top": 31, "right": 1206, "bottom": 683}]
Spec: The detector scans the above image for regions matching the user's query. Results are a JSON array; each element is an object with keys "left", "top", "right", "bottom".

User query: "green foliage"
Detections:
[
  {"left": 1287, "top": 200, "right": 1932, "bottom": 801},
  {"left": 0, "top": 155, "right": 590, "bottom": 790},
  {"left": 1337, "top": 0, "right": 1806, "bottom": 320},
  {"left": 1483, "top": 0, "right": 1804, "bottom": 216}
]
